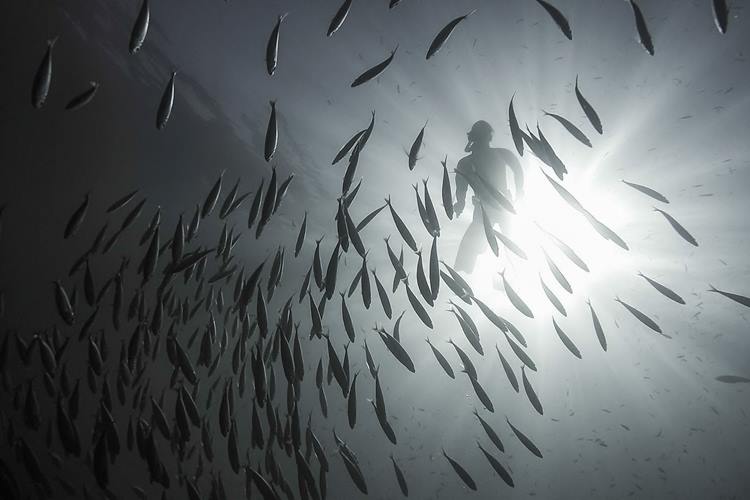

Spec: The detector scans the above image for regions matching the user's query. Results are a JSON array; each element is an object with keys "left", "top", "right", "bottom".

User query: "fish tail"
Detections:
[
  {"left": 707, "top": 284, "right": 718, "bottom": 292},
  {"left": 48, "top": 35, "right": 60, "bottom": 47}
]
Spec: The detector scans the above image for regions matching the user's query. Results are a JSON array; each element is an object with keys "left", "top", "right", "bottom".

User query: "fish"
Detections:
[
  {"left": 156, "top": 71, "right": 176, "bottom": 130},
  {"left": 351, "top": 46, "right": 398, "bottom": 87},
  {"left": 360, "top": 252, "right": 371, "bottom": 309},
  {"left": 129, "top": 0, "right": 150, "bottom": 54},
  {"left": 392, "top": 310, "right": 405, "bottom": 342},
  {"left": 621, "top": 180, "right": 669, "bottom": 203},
  {"left": 653, "top": 208, "right": 697, "bottom": 246},
  {"left": 480, "top": 203, "right": 499, "bottom": 256},
  {"left": 447, "top": 339, "right": 477, "bottom": 380},
  {"left": 370, "top": 398, "right": 398, "bottom": 444},
  {"left": 539, "top": 275, "right": 566, "bottom": 316},
  {"left": 441, "top": 156, "right": 454, "bottom": 219},
  {"left": 266, "top": 13, "right": 288, "bottom": 76},
  {"left": 327, "top": 0, "right": 353, "bottom": 37},
  {"left": 32, "top": 37, "right": 57, "bottom": 109},
  {"left": 499, "top": 271, "right": 534, "bottom": 318},
  {"left": 422, "top": 180, "right": 440, "bottom": 236},
  {"left": 336, "top": 199, "right": 350, "bottom": 251},
  {"left": 218, "top": 178, "right": 240, "bottom": 219},
  {"left": 106, "top": 191, "right": 137, "bottom": 216},
  {"left": 53, "top": 281, "right": 75, "bottom": 325},
  {"left": 442, "top": 449, "right": 477, "bottom": 491},
  {"left": 477, "top": 441, "right": 514, "bottom": 487},
  {"left": 575, "top": 76, "right": 603, "bottom": 134},
  {"left": 65, "top": 81, "right": 99, "bottom": 111},
  {"left": 495, "top": 345, "right": 519, "bottom": 392},
  {"left": 429, "top": 236, "right": 440, "bottom": 300},
  {"left": 391, "top": 455, "right": 409, "bottom": 496},
  {"left": 464, "top": 371, "right": 494, "bottom": 412},
  {"left": 372, "top": 270, "right": 393, "bottom": 318},
  {"left": 425, "top": 338, "right": 454, "bottom": 379},
  {"left": 472, "top": 408, "right": 505, "bottom": 453},
  {"left": 707, "top": 285, "right": 750, "bottom": 309},
  {"left": 257, "top": 168, "right": 278, "bottom": 237},
  {"left": 356, "top": 203, "right": 387, "bottom": 231},
  {"left": 541, "top": 249, "right": 572, "bottom": 294},
  {"left": 415, "top": 251, "right": 433, "bottom": 307},
  {"left": 265, "top": 101, "right": 278, "bottom": 162},
  {"left": 342, "top": 148, "right": 361, "bottom": 195},
  {"left": 408, "top": 122, "right": 427, "bottom": 170},
  {"left": 508, "top": 94, "right": 524, "bottom": 156},
  {"left": 247, "top": 180, "right": 264, "bottom": 229},
  {"left": 638, "top": 272, "right": 685, "bottom": 304},
  {"left": 587, "top": 299, "right": 607, "bottom": 351},
  {"left": 413, "top": 184, "right": 431, "bottom": 234},
  {"left": 202, "top": 171, "right": 224, "bottom": 219},
  {"left": 404, "top": 280, "right": 433, "bottom": 329},
  {"left": 491, "top": 230, "right": 527, "bottom": 260},
  {"left": 521, "top": 366, "right": 543, "bottom": 415},
  {"left": 543, "top": 110, "right": 591, "bottom": 147},
  {"left": 552, "top": 318, "right": 582, "bottom": 358},
  {"left": 247, "top": 466, "right": 278, "bottom": 500},
  {"left": 426, "top": 10, "right": 476, "bottom": 60},
  {"left": 64, "top": 194, "right": 89, "bottom": 239},
  {"left": 324, "top": 242, "right": 341, "bottom": 300},
  {"left": 715, "top": 375, "right": 750, "bottom": 384},
  {"left": 385, "top": 197, "right": 418, "bottom": 252},
  {"left": 333, "top": 129, "right": 366, "bottom": 165},
  {"left": 449, "top": 301, "right": 482, "bottom": 354},
  {"left": 713, "top": 0, "right": 729, "bottom": 34},
  {"left": 615, "top": 297, "right": 662, "bottom": 334},
  {"left": 535, "top": 0, "right": 572, "bottom": 40},
  {"left": 540, "top": 170, "right": 584, "bottom": 217},
  {"left": 348, "top": 372, "right": 358, "bottom": 428},
  {"left": 337, "top": 441, "right": 368, "bottom": 494},
  {"left": 376, "top": 327, "right": 415, "bottom": 373},
  {"left": 441, "top": 260, "right": 473, "bottom": 299},
  {"left": 340, "top": 293, "right": 356, "bottom": 342},
  {"left": 581, "top": 208, "right": 629, "bottom": 250},
  {"left": 507, "top": 417, "right": 543, "bottom": 458},
  {"left": 534, "top": 125, "right": 568, "bottom": 179},
  {"left": 629, "top": 0, "right": 654, "bottom": 56}
]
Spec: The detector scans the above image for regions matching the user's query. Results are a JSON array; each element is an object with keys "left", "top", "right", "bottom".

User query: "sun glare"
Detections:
[{"left": 462, "top": 158, "right": 636, "bottom": 315}]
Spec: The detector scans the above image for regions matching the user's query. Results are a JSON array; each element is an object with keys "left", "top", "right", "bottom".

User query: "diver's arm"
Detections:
[
  {"left": 454, "top": 159, "right": 469, "bottom": 215},
  {"left": 507, "top": 151, "right": 524, "bottom": 199}
]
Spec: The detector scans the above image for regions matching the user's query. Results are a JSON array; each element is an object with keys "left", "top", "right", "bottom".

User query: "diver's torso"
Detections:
[{"left": 458, "top": 148, "right": 511, "bottom": 203}]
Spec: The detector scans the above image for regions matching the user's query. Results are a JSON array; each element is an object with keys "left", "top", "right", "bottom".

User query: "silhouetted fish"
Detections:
[
  {"left": 351, "top": 46, "right": 398, "bottom": 87},
  {"left": 629, "top": 0, "right": 654, "bottom": 55},
  {"left": 129, "top": 0, "right": 150, "bottom": 54},
  {"left": 426, "top": 10, "right": 476, "bottom": 60},
  {"left": 535, "top": 0, "right": 571, "bottom": 40}
]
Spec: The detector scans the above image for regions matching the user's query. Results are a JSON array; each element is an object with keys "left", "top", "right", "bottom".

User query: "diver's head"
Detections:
[{"left": 465, "top": 120, "right": 493, "bottom": 152}]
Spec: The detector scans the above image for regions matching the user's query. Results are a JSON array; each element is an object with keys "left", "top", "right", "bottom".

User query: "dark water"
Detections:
[{"left": 1, "top": 0, "right": 749, "bottom": 498}]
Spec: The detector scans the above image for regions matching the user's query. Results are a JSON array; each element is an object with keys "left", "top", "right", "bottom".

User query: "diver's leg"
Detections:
[{"left": 454, "top": 205, "right": 488, "bottom": 273}]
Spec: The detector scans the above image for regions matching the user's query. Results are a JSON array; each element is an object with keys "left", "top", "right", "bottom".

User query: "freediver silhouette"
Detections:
[{"left": 453, "top": 120, "right": 525, "bottom": 274}]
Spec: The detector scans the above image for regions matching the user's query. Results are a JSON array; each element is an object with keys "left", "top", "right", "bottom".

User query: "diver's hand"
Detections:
[{"left": 454, "top": 201, "right": 464, "bottom": 217}]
